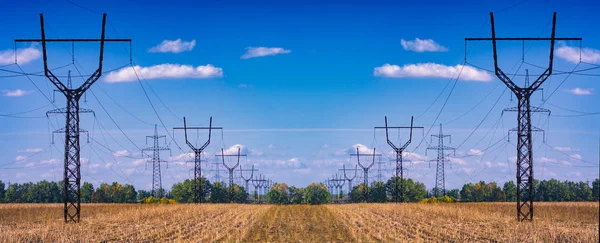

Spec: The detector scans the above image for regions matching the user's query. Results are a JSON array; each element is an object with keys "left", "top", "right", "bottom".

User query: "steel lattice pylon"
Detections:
[
  {"left": 142, "top": 125, "right": 170, "bottom": 198},
  {"left": 375, "top": 116, "right": 422, "bottom": 202},
  {"left": 15, "top": 13, "right": 131, "bottom": 223},
  {"left": 426, "top": 124, "right": 455, "bottom": 198},
  {"left": 174, "top": 117, "right": 221, "bottom": 203},
  {"left": 466, "top": 12, "right": 581, "bottom": 221}
]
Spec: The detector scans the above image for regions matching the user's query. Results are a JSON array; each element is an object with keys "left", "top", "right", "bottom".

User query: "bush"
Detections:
[
  {"left": 303, "top": 183, "right": 331, "bottom": 205},
  {"left": 142, "top": 196, "right": 177, "bottom": 204},
  {"left": 419, "top": 196, "right": 455, "bottom": 204}
]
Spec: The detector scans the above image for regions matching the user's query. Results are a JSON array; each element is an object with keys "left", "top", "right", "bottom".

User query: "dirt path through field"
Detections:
[{"left": 243, "top": 205, "right": 355, "bottom": 243}]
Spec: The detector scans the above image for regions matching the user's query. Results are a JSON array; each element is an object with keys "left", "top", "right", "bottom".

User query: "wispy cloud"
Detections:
[
  {"left": 374, "top": 63, "right": 492, "bottom": 82},
  {"left": 113, "top": 150, "right": 130, "bottom": 157},
  {"left": 18, "top": 148, "right": 43, "bottom": 153},
  {"left": 556, "top": 44, "right": 600, "bottom": 64},
  {"left": 567, "top": 88, "right": 594, "bottom": 96},
  {"left": 553, "top": 146, "right": 579, "bottom": 152},
  {"left": 2, "top": 89, "right": 32, "bottom": 97},
  {"left": 148, "top": 39, "right": 196, "bottom": 53},
  {"left": 105, "top": 64, "right": 223, "bottom": 82},
  {"left": 401, "top": 38, "right": 448, "bottom": 52},
  {"left": 241, "top": 47, "right": 291, "bottom": 59},
  {"left": 0, "top": 46, "right": 41, "bottom": 65}
]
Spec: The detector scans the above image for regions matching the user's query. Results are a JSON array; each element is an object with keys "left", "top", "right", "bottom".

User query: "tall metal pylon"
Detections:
[
  {"left": 142, "top": 125, "right": 171, "bottom": 198},
  {"left": 240, "top": 165, "right": 258, "bottom": 196},
  {"left": 15, "top": 13, "right": 131, "bottom": 223},
  {"left": 466, "top": 12, "right": 581, "bottom": 221},
  {"left": 174, "top": 117, "right": 222, "bottom": 203},
  {"left": 340, "top": 164, "right": 358, "bottom": 194},
  {"left": 426, "top": 124, "right": 455, "bottom": 198},
  {"left": 351, "top": 147, "right": 381, "bottom": 201},
  {"left": 375, "top": 116, "right": 423, "bottom": 202},
  {"left": 216, "top": 147, "right": 246, "bottom": 188}
]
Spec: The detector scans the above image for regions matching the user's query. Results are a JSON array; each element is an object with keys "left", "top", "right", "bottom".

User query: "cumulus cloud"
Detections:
[
  {"left": 0, "top": 46, "right": 41, "bottom": 65},
  {"left": 113, "top": 150, "right": 130, "bottom": 157},
  {"left": 2, "top": 89, "right": 32, "bottom": 97},
  {"left": 402, "top": 152, "right": 428, "bottom": 162},
  {"left": 570, "top": 154, "right": 583, "bottom": 160},
  {"left": 567, "top": 88, "right": 594, "bottom": 96},
  {"left": 241, "top": 47, "right": 291, "bottom": 59},
  {"left": 467, "top": 149, "right": 485, "bottom": 156},
  {"left": 105, "top": 64, "right": 223, "bottom": 83},
  {"left": 401, "top": 38, "right": 448, "bottom": 52},
  {"left": 374, "top": 63, "right": 492, "bottom": 82},
  {"left": 15, "top": 155, "right": 27, "bottom": 162},
  {"left": 148, "top": 39, "right": 196, "bottom": 53},
  {"left": 132, "top": 159, "right": 146, "bottom": 166},
  {"left": 448, "top": 157, "right": 467, "bottom": 165},
  {"left": 556, "top": 45, "right": 600, "bottom": 64},
  {"left": 18, "top": 148, "right": 43, "bottom": 153}
]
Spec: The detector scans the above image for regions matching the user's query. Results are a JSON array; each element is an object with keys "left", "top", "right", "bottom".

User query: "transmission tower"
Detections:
[
  {"left": 351, "top": 147, "right": 382, "bottom": 187},
  {"left": 331, "top": 174, "right": 346, "bottom": 200},
  {"left": 340, "top": 164, "right": 358, "bottom": 193},
  {"left": 174, "top": 117, "right": 222, "bottom": 203},
  {"left": 240, "top": 165, "right": 258, "bottom": 196},
  {"left": 15, "top": 13, "right": 131, "bottom": 223},
  {"left": 426, "top": 124, "right": 455, "bottom": 198},
  {"left": 375, "top": 116, "right": 423, "bottom": 202},
  {"left": 351, "top": 147, "right": 381, "bottom": 201},
  {"left": 210, "top": 157, "right": 223, "bottom": 183},
  {"left": 142, "top": 125, "right": 171, "bottom": 198},
  {"left": 216, "top": 147, "right": 246, "bottom": 188},
  {"left": 466, "top": 12, "right": 581, "bottom": 221}
]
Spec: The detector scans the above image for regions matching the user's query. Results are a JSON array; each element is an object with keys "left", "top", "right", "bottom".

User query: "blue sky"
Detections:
[{"left": 1, "top": 0, "right": 599, "bottom": 191}]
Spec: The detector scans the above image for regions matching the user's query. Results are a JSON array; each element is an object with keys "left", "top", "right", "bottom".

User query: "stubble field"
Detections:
[{"left": 0, "top": 202, "right": 597, "bottom": 242}]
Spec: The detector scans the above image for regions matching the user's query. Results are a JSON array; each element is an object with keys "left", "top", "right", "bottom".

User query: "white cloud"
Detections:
[
  {"left": 113, "top": 150, "right": 130, "bottom": 157},
  {"left": 467, "top": 149, "right": 485, "bottom": 156},
  {"left": 484, "top": 161, "right": 492, "bottom": 168},
  {"left": 349, "top": 144, "right": 375, "bottom": 155},
  {"left": 132, "top": 159, "right": 146, "bottom": 166},
  {"left": 556, "top": 45, "right": 600, "bottom": 64},
  {"left": 105, "top": 163, "right": 113, "bottom": 169},
  {"left": 18, "top": 148, "right": 43, "bottom": 153},
  {"left": 148, "top": 39, "right": 196, "bottom": 53},
  {"left": 222, "top": 144, "right": 248, "bottom": 155},
  {"left": 0, "top": 46, "right": 41, "bottom": 65},
  {"left": 268, "top": 144, "right": 276, "bottom": 149},
  {"left": 553, "top": 146, "right": 579, "bottom": 152},
  {"left": 2, "top": 89, "right": 32, "bottom": 97},
  {"left": 567, "top": 88, "right": 594, "bottom": 96},
  {"left": 448, "top": 157, "right": 467, "bottom": 165},
  {"left": 15, "top": 155, "right": 27, "bottom": 162},
  {"left": 322, "top": 144, "right": 330, "bottom": 148},
  {"left": 374, "top": 63, "right": 492, "bottom": 82},
  {"left": 90, "top": 164, "right": 101, "bottom": 169},
  {"left": 403, "top": 152, "right": 427, "bottom": 162},
  {"left": 401, "top": 38, "right": 448, "bottom": 52},
  {"left": 497, "top": 162, "right": 508, "bottom": 168},
  {"left": 25, "top": 162, "right": 35, "bottom": 168},
  {"left": 570, "top": 154, "right": 583, "bottom": 160},
  {"left": 105, "top": 64, "right": 223, "bottom": 83},
  {"left": 41, "top": 159, "right": 59, "bottom": 165},
  {"left": 241, "top": 47, "right": 291, "bottom": 59}
]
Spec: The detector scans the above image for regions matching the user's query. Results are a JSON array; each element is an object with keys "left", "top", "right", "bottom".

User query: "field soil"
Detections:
[{"left": 0, "top": 202, "right": 598, "bottom": 242}]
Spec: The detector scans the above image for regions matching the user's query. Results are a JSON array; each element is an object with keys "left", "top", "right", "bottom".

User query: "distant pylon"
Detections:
[
  {"left": 426, "top": 124, "right": 455, "bottom": 197},
  {"left": 142, "top": 125, "right": 170, "bottom": 198}
]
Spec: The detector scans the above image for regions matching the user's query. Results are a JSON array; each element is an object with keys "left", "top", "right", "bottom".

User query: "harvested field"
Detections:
[
  {"left": 328, "top": 202, "right": 599, "bottom": 242},
  {"left": 0, "top": 202, "right": 597, "bottom": 242}
]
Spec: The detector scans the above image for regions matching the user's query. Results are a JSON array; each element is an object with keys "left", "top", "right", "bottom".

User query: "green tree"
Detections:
[
  {"left": 370, "top": 181, "right": 387, "bottom": 202},
  {"left": 136, "top": 190, "right": 152, "bottom": 202},
  {"left": 349, "top": 184, "right": 368, "bottom": 203},
  {"left": 229, "top": 184, "right": 248, "bottom": 203},
  {"left": 446, "top": 189, "right": 460, "bottom": 200},
  {"left": 288, "top": 186, "right": 304, "bottom": 204},
  {"left": 303, "top": 183, "right": 331, "bottom": 205},
  {"left": 266, "top": 183, "right": 290, "bottom": 204},
  {"left": 81, "top": 182, "right": 94, "bottom": 203},
  {"left": 210, "top": 182, "right": 228, "bottom": 203},
  {"left": 93, "top": 183, "right": 110, "bottom": 203},
  {"left": 460, "top": 183, "right": 475, "bottom": 202},
  {"left": 0, "top": 180, "right": 5, "bottom": 203},
  {"left": 503, "top": 181, "right": 517, "bottom": 202},
  {"left": 592, "top": 178, "right": 599, "bottom": 201},
  {"left": 122, "top": 184, "right": 137, "bottom": 203},
  {"left": 4, "top": 183, "right": 24, "bottom": 202}
]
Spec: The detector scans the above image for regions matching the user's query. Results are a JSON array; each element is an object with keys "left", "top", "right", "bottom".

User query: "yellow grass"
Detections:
[
  {"left": 0, "top": 203, "right": 269, "bottom": 242},
  {"left": 0, "top": 202, "right": 597, "bottom": 242},
  {"left": 328, "top": 202, "right": 599, "bottom": 242}
]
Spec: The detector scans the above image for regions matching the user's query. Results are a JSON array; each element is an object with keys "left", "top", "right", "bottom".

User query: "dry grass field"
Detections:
[{"left": 0, "top": 202, "right": 597, "bottom": 242}]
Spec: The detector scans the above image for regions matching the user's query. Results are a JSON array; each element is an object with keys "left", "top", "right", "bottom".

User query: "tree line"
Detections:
[{"left": 0, "top": 178, "right": 598, "bottom": 203}]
